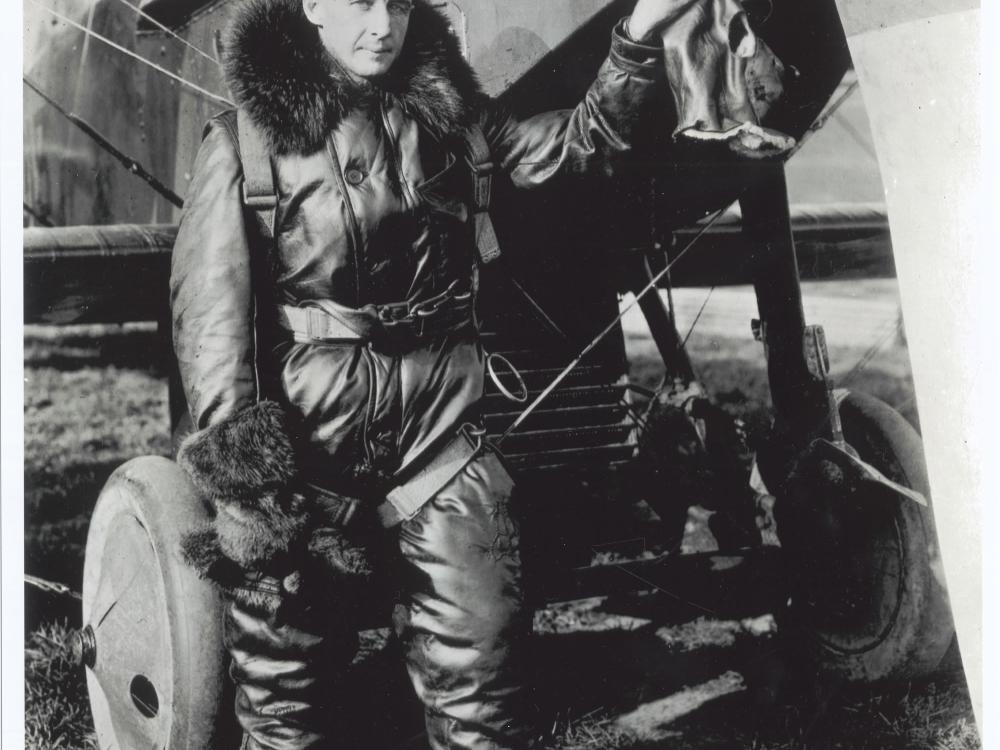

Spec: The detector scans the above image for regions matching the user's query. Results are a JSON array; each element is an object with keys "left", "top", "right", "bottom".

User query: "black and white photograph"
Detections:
[{"left": 9, "top": 0, "right": 989, "bottom": 747}]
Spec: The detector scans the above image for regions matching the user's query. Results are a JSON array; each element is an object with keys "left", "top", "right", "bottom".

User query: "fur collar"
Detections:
[{"left": 222, "top": 0, "right": 483, "bottom": 154}]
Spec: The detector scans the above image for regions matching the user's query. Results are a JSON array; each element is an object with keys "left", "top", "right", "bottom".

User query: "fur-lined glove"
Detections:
[
  {"left": 657, "top": 0, "right": 795, "bottom": 157},
  {"left": 177, "top": 401, "right": 373, "bottom": 609}
]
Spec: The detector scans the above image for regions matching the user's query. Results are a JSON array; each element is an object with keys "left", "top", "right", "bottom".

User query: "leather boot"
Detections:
[
  {"left": 394, "top": 451, "right": 537, "bottom": 750},
  {"left": 224, "top": 577, "right": 358, "bottom": 750}
]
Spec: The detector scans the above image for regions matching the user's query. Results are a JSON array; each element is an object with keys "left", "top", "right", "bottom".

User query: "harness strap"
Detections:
[
  {"left": 465, "top": 125, "right": 501, "bottom": 264},
  {"left": 274, "top": 283, "right": 475, "bottom": 344},
  {"left": 231, "top": 115, "right": 498, "bottom": 527},
  {"left": 377, "top": 424, "right": 485, "bottom": 526},
  {"left": 236, "top": 113, "right": 497, "bottom": 266},
  {"left": 237, "top": 108, "right": 277, "bottom": 237},
  {"left": 276, "top": 304, "right": 374, "bottom": 342}
]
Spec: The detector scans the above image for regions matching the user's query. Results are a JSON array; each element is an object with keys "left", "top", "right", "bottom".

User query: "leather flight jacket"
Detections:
[{"left": 170, "top": 2, "right": 666, "bottom": 495}]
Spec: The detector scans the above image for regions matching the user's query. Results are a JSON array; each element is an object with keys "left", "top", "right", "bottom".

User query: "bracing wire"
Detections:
[
  {"left": 840, "top": 316, "right": 904, "bottom": 389},
  {"left": 27, "top": 0, "right": 233, "bottom": 108},
  {"left": 785, "top": 75, "right": 859, "bottom": 160},
  {"left": 498, "top": 201, "right": 736, "bottom": 445},
  {"left": 498, "top": 69, "right": 866, "bottom": 446},
  {"left": 680, "top": 285, "right": 715, "bottom": 349},
  {"left": 668, "top": 71, "right": 862, "bottom": 366},
  {"left": 109, "top": 0, "right": 221, "bottom": 67},
  {"left": 24, "top": 76, "right": 184, "bottom": 207},
  {"left": 507, "top": 276, "right": 570, "bottom": 341}
]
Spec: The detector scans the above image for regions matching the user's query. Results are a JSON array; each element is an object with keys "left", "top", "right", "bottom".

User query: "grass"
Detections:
[
  {"left": 24, "top": 324, "right": 171, "bottom": 599},
  {"left": 25, "top": 621, "right": 99, "bottom": 750},
  {"left": 627, "top": 325, "right": 920, "bottom": 436},
  {"left": 734, "top": 677, "right": 982, "bottom": 750},
  {"left": 541, "top": 673, "right": 981, "bottom": 749},
  {"left": 549, "top": 715, "right": 635, "bottom": 749},
  {"left": 22, "top": 316, "right": 979, "bottom": 749}
]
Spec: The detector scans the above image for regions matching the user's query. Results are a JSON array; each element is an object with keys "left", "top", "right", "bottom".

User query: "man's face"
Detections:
[{"left": 304, "top": 0, "right": 412, "bottom": 82}]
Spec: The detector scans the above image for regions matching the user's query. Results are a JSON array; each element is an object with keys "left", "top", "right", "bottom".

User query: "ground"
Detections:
[{"left": 23, "top": 282, "right": 979, "bottom": 749}]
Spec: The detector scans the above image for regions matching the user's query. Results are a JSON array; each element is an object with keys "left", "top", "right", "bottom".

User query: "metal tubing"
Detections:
[
  {"left": 634, "top": 252, "right": 696, "bottom": 383},
  {"left": 741, "top": 165, "right": 828, "bottom": 435}
]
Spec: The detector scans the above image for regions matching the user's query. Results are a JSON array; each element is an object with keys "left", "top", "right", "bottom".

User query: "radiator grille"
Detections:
[{"left": 477, "top": 288, "right": 639, "bottom": 473}]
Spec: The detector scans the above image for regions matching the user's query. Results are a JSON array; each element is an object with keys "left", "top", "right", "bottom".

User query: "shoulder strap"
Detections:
[
  {"left": 236, "top": 108, "right": 278, "bottom": 239},
  {"left": 464, "top": 124, "right": 501, "bottom": 264}
]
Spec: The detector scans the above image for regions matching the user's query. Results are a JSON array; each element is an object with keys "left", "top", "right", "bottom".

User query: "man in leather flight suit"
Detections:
[{"left": 170, "top": 0, "right": 697, "bottom": 747}]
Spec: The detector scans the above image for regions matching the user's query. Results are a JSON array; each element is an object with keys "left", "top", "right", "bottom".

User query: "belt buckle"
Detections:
[
  {"left": 377, "top": 302, "right": 409, "bottom": 328},
  {"left": 306, "top": 307, "right": 326, "bottom": 341},
  {"left": 373, "top": 303, "right": 413, "bottom": 349}
]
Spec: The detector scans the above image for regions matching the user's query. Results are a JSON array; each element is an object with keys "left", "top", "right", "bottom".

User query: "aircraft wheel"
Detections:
[
  {"left": 81, "top": 456, "right": 232, "bottom": 749},
  {"left": 776, "top": 392, "right": 954, "bottom": 682}
]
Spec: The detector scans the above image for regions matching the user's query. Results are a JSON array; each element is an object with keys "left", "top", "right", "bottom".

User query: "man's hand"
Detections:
[{"left": 627, "top": 0, "right": 703, "bottom": 42}]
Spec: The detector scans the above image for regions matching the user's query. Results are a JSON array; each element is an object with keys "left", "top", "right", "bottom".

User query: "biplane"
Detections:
[{"left": 23, "top": 0, "right": 961, "bottom": 746}]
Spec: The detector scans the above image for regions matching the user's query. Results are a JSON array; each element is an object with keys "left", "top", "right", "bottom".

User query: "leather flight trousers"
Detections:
[{"left": 225, "top": 450, "right": 535, "bottom": 750}]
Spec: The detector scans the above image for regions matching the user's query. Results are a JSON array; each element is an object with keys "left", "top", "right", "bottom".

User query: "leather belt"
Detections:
[
  {"left": 276, "top": 284, "right": 475, "bottom": 344},
  {"left": 276, "top": 304, "right": 376, "bottom": 342}
]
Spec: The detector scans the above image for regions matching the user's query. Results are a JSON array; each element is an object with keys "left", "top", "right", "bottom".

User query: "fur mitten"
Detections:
[
  {"left": 176, "top": 402, "right": 374, "bottom": 611},
  {"left": 178, "top": 402, "right": 306, "bottom": 571}
]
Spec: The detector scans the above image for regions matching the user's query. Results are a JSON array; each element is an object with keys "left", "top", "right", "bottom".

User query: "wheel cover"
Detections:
[
  {"left": 83, "top": 487, "right": 175, "bottom": 747},
  {"left": 81, "top": 457, "right": 230, "bottom": 750}
]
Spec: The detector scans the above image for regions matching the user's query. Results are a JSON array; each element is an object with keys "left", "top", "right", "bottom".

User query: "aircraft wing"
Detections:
[{"left": 24, "top": 203, "right": 893, "bottom": 326}]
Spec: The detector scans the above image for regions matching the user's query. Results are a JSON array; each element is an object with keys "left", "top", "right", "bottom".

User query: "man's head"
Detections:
[{"left": 303, "top": 0, "right": 413, "bottom": 81}]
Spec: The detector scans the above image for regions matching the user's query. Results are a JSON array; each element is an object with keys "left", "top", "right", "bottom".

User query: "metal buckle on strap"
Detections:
[
  {"left": 466, "top": 157, "right": 494, "bottom": 207},
  {"left": 472, "top": 172, "right": 493, "bottom": 211},
  {"left": 467, "top": 157, "right": 495, "bottom": 176},
  {"left": 376, "top": 301, "right": 412, "bottom": 326},
  {"left": 305, "top": 307, "right": 330, "bottom": 340},
  {"left": 276, "top": 304, "right": 367, "bottom": 343},
  {"left": 242, "top": 182, "right": 278, "bottom": 210},
  {"left": 458, "top": 421, "right": 487, "bottom": 450}
]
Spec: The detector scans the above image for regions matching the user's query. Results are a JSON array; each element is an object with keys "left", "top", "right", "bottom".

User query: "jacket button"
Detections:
[{"left": 345, "top": 168, "right": 365, "bottom": 186}]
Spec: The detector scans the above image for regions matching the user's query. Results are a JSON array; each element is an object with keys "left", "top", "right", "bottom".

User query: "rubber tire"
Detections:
[
  {"left": 82, "top": 456, "right": 233, "bottom": 749},
  {"left": 778, "top": 392, "right": 954, "bottom": 683}
]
